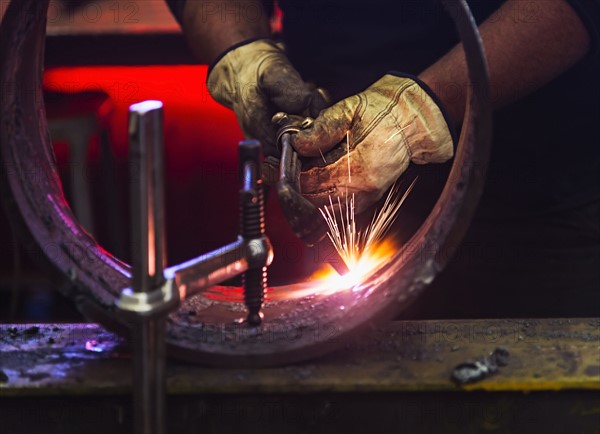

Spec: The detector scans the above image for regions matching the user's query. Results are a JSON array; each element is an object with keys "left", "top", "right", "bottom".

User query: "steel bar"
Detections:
[{"left": 128, "top": 101, "right": 167, "bottom": 434}]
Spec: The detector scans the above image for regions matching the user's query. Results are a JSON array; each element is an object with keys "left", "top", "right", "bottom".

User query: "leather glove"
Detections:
[
  {"left": 207, "top": 38, "right": 325, "bottom": 156},
  {"left": 291, "top": 73, "right": 455, "bottom": 214}
]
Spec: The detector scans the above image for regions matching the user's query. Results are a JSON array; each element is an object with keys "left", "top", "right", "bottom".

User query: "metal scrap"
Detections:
[{"left": 452, "top": 347, "right": 510, "bottom": 384}]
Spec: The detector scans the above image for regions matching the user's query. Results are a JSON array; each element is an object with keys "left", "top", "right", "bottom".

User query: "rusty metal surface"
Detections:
[
  {"left": 0, "top": 0, "right": 492, "bottom": 366},
  {"left": 1, "top": 319, "right": 598, "bottom": 395}
]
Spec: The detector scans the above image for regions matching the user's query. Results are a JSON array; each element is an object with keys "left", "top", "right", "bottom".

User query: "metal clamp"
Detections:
[{"left": 116, "top": 283, "right": 178, "bottom": 318}]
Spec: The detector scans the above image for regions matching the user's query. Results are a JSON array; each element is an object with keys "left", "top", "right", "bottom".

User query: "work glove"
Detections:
[
  {"left": 291, "top": 73, "right": 455, "bottom": 214},
  {"left": 207, "top": 38, "right": 325, "bottom": 156}
]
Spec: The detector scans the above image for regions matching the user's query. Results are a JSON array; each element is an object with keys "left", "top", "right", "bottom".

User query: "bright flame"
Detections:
[
  {"left": 286, "top": 178, "right": 418, "bottom": 299},
  {"left": 267, "top": 179, "right": 418, "bottom": 300},
  {"left": 320, "top": 179, "right": 417, "bottom": 273},
  {"left": 304, "top": 236, "right": 397, "bottom": 296},
  {"left": 199, "top": 238, "right": 397, "bottom": 302},
  {"left": 199, "top": 180, "right": 416, "bottom": 303}
]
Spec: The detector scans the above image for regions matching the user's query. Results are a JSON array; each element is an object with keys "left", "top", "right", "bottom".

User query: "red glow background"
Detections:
[{"left": 42, "top": 65, "right": 314, "bottom": 283}]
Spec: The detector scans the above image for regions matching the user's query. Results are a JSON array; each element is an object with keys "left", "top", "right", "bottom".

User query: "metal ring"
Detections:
[{"left": 0, "top": 0, "right": 491, "bottom": 366}]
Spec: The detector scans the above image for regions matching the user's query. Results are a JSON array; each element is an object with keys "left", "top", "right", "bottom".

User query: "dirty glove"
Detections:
[
  {"left": 291, "top": 73, "right": 455, "bottom": 214},
  {"left": 207, "top": 38, "right": 325, "bottom": 155}
]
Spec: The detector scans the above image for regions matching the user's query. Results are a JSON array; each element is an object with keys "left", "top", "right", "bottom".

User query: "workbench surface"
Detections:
[
  {"left": 1, "top": 319, "right": 599, "bottom": 434},
  {"left": 1, "top": 318, "right": 599, "bottom": 393}
]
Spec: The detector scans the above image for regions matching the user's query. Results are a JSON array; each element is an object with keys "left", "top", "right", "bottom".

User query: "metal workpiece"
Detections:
[{"left": 1, "top": 0, "right": 492, "bottom": 366}]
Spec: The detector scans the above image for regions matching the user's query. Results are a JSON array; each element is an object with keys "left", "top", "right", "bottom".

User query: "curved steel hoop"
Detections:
[{"left": 0, "top": 0, "right": 491, "bottom": 366}]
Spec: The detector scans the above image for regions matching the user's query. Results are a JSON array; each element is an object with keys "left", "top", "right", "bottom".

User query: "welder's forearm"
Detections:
[
  {"left": 418, "top": 0, "right": 591, "bottom": 126},
  {"left": 181, "top": 0, "right": 271, "bottom": 63}
]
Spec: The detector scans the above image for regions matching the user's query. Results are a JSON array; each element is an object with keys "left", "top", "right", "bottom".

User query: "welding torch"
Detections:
[{"left": 273, "top": 113, "right": 350, "bottom": 276}]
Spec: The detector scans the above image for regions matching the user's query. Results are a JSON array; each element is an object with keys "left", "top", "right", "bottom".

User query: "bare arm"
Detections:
[
  {"left": 181, "top": 0, "right": 271, "bottom": 63},
  {"left": 419, "top": 0, "right": 591, "bottom": 126}
]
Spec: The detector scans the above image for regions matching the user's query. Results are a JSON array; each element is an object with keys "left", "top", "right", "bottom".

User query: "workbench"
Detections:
[{"left": 1, "top": 319, "right": 599, "bottom": 433}]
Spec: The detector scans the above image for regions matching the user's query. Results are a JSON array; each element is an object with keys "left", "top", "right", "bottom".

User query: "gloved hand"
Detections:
[
  {"left": 207, "top": 38, "right": 325, "bottom": 155},
  {"left": 291, "top": 73, "right": 455, "bottom": 214}
]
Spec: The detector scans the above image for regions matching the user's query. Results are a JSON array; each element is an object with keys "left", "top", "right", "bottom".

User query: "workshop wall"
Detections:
[{"left": 43, "top": 65, "right": 240, "bottom": 256}]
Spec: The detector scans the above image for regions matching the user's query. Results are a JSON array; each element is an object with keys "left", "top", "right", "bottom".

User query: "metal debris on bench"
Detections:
[{"left": 452, "top": 347, "right": 510, "bottom": 384}]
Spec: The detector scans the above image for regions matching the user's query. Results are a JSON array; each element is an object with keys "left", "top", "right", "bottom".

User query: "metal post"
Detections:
[{"left": 128, "top": 100, "right": 167, "bottom": 434}]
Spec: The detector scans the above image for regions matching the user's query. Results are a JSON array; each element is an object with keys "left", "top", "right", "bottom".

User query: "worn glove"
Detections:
[
  {"left": 207, "top": 38, "right": 325, "bottom": 155},
  {"left": 291, "top": 74, "right": 455, "bottom": 214}
]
